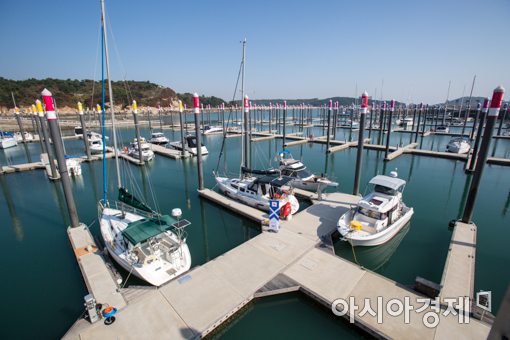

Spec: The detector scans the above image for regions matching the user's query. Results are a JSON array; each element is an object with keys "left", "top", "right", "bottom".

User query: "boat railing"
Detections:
[{"left": 98, "top": 199, "right": 160, "bottom": 220}]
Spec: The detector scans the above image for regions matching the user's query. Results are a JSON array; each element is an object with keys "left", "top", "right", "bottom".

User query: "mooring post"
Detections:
[
  {"left": 178, "top": 100, "right": 187, "bottom": 157},
  {"left": 36, "top": 99, "right": 59, "bottom": 179},
  {"left": 468, "top": 99, "right": 489, "bottom": 171},
  {"left": 497, "top": 103, "right": 508, "bottom": 136},
  {"left": 32, "top": 104, "right": 44, "bottom": 152},
  {"left": 283, "top": 100, "right": 287, "bottom": 149},
  {"left": 470, "top": 102, "right": 482, "bottom": 140},
  {"left": 422, "top": 104, "right": 429, "bottom": 135},
  {"left": 368, "top": 101, "right": 374, "bottom": 139},
  {"left": 42, "top": 89, "right": 79, "bottom": 228},
  {"left": 326, "top": 100, "right": 332, "bottom": 153},
  {"left": 96, "top": 104, "right": 102, "bottom": 131},
  {"left": 193, "top": 93, "right": 204, "bottom": 190},
  {"left": 14, "top": 107, "right": 26, "bottom": 143},
  {"left": 332, "top": 101, "right": 338, "bottom": 140},
  {"left": 147, "top": 108, "right": 152, "bottom": 133},
  {"left": 414, "top": 103, "right": 423, "bottom": 143},
  {"left": 378, "top": 102, "right": 386, "bottom": 145},
  {"left": 269, "top": 102, "right": 272, "bottom": 134},
  {"left": 77, "top": 102, "right": 91, "bottom": 160},
  {"left": 221, "top": 103, "right": 225, "bottom": 133},
  {"left": 30, "top": 107, "right": 37, "bottom": 135},
  {"left": 132, "top": 100, "right": 144, "bottom": 165},
  {"left": 462, "top": 86, "right": 505, "bottom": 223},
  {"left": 353, "top": 92, "right": 368, "bottom": 195},
  {"left": 384, "top": 100, "right": 395, "bottom": 160}
]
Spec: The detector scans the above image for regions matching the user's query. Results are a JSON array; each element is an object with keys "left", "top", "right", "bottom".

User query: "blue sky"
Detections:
[{"left": 0, "top": 0, "right": 508, "bottom": 103}]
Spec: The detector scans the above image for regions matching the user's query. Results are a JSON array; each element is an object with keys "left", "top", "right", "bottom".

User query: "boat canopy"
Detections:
[
  {"left": 122, "top": 215, "right": 177, "bottom": 245},
  {"left": 241, "top": 166, "right": 280, "bottom": 176},
  {"left": 369, "top": 175, "right": 406, "bottom": 190},
  {"left": 255, "top": 175, "right": 294, "bottom": 187}
]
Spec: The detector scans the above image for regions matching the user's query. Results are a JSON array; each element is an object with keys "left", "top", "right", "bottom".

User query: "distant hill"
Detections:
[{"left": 0, "top": 77, "right": 225, "bottom": 111}]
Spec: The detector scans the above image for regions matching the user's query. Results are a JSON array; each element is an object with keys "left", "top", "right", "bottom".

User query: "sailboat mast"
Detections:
[{"left": 101, "top": 0, "right": 122, "bottom": 190}]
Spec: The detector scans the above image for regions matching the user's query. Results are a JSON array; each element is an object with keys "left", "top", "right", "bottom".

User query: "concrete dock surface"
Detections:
[{"left": 64, "top": 191, "right": 490, "bottom": 339}]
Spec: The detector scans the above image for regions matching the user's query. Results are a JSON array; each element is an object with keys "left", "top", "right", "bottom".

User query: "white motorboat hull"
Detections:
[
  {"left": 446, "top": 142, "right": 470, "bottom": 154},
  {"left": 129, "top": 149, "right": 155, "bottom": 161},
  {"left": 338, "top": 207, "right": 414, "bottom": 246},
  {"left": 149, "top": 137, "right": 169, "bottom": 145},
  {"left": 215, "top": 176, "right": 299, "bottom": 215},
  {"left": 169, "top": 141, "right": 209, "bottom": 156},
  {"left": 0, "top": 138, "right": 17, "bottom": 149},
  {"left": 100, "top": 207, "right": 192, "bottom": 286},
  {"left": 290, "top": 177, "right": 338, "bottom": 192}
]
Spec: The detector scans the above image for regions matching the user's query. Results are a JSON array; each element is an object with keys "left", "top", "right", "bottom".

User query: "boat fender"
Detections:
[
  {"left": 123, "top": 146, "right": 128, "bottom": 153},
  {"left": 280, "top": 202, "right": 291, "bottom": 218}
]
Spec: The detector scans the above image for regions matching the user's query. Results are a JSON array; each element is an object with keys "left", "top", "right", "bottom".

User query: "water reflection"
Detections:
[
  {"left": 50, "top": 181, "right": 69, "bottom": 227},
  {"left": 199, "top": 198, "right": 210, "bottom": 262},
  {"left": 0, "top": 176, "right": 24, "bottom": 241},
  {"left": 503, "top": 191, "right": 510, "bottom": 217},
  {"left": 335, "top": 223, "right": 411, "bottom": 271}
]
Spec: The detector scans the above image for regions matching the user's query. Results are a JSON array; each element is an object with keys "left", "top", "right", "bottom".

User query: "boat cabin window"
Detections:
[
  {"left": 373, "top": 184, "right": 398, "bottom": 196},
  {"left": 358, "top": 207, "right": 386, "bottom": 220},
  {"left": 248, "top": 182, "right": 258, "bottom": 193}
]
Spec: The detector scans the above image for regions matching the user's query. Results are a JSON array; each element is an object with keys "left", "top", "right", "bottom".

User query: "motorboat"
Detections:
[
  {"left": 66, "top": 157, "right": 82, "bottom": 176},
  {"left": 396, "top": 117, "right": 414, "bottom": 127},
  {"left": 100, "top": 195, "right": 191, "bottom": 286},
  {"left": 337, "top": 171, "right": 414, "bottom": 246},
  {"left": 0, "top": 132, "right": 18, "bottom": 149},
  {"left": 74, "top": 126, "right": 84, "bottom": 136},
  {"left": 149, "top": 132, "right": 169, "bottom": 145},
  {"left": 169, "top": 135, "right": 208, "bottom": 156},
  {"left": 88, "top": 137, "right": 104, "bottom": 154},
  {"left": 14, "top": 132, "right": 34, "bottom": 142},
  {"left": 202, "top": 125, "right": 223, "bottom": 134},
  {"left": 339, "top": 120, "right": 359, "bottom": 128},
  {"left": 446, "top": 137, "right": 470, "bottom": 154},
  {"left": 451, "top": 118, "right": 463, "bottom": 126},
  {"left": 278, "top": 152, "right": 338, "bottom": 192},
  {"left": 435, "top": 125, "right": 450, "bottom": 133},
  {"left": 128, "top": 138, "right": 155, "bottom": 161},
  {"left": 214, "top": 173, "right": 300, "bottom": 217}
]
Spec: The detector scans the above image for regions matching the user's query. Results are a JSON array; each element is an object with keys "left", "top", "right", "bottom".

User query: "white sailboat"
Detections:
[
  {"left": 213, "top": 39, "right": 299, "bottom": 217},
  {"left": 97, "top": 0, "right": 191, "bottom": 286},
  {"left": 337, "top": 170, "right": 413, "bottom": 246},
  {"left": 278, "top": 152, "right": 338, "bottom": 192}
]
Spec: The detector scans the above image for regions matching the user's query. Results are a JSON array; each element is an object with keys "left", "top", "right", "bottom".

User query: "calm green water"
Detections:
[{"left": 0, "top": 117, "right": 509, "bottom": 339}]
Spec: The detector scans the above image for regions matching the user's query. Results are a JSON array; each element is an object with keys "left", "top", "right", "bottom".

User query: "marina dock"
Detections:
[
  {"left": 148, "top": 143, "right": 187, "bottom": 159},
  {"left": 64, "top": 191, "right": 490, "bottom": 339}
]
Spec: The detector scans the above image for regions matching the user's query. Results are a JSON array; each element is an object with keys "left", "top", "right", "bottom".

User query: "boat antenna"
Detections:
[{"left": 101, "top": 0, "right": 122, "bottom": 190}]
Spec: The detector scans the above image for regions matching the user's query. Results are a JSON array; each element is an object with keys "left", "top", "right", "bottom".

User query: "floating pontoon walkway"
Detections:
[
  {"left": 147, "top": 143, "right": 188, "bottom": 159},
  {"left": 64, "top": 191, "right": 490, "bottom": 339}
]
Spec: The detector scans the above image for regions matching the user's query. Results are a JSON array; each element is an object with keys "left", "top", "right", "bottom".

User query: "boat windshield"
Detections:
[
  {"left": 373, "top": 184, "right": 398, "bottom": 196},
  {"left": 358, "top": 207, "right": 386, "bottom": 220},
  {"left": 282, "top": 168, "right": 312, "bottom": 179}
]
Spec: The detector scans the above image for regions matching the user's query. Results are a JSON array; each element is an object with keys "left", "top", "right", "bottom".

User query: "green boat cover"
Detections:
[
  {"left": 122, "top": 215, "right": 177, "bottom": 245},
  {"left": 118, "top": 187, "right": 155, "bottom": 214}
]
